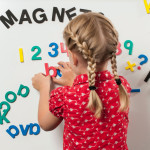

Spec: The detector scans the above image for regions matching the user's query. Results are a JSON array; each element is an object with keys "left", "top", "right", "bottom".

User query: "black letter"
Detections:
[
  {"left": 33, "top": 8, "right": 48, "bottom": 23},
  {"left": 0, "top": 10, "right": 18, "bottom": 29},
  {"left": 144, "top": 71, "right": 150, "bottom": 82},
  {"left": 66, "top": 7, "right": 76, "bottom": 20},
  {"left": 52, "top": 7, "right": 65, "bottom": 22},
  {"left": 80, "top": 9, "right": 91, "bottom": 13},
  {"left": 19, "top": 9, "right": 32, "bottom": 24}
]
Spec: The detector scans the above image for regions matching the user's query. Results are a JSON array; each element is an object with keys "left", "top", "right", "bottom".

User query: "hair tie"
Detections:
[
  {"left": 89, "top": 86, "right": 96, "bottom": 90},
  {"left": 115, "top": 78, "right": 122, "bottom": 85}
]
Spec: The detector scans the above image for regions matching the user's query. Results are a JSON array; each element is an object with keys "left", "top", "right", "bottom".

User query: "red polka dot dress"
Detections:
[{"left": 49, "top": 70, "right": 131, "bottom": 150}]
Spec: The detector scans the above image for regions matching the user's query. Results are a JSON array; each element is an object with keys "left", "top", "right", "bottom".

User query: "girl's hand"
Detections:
[
  {"left": 52, "top": 61, "right": 76, "bottom": 86},
  {"left": 32, "top": 73, "right": 51, "bottom": 92}
]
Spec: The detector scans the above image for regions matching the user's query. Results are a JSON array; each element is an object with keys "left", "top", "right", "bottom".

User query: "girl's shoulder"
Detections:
[{"left": 50, "top": 85, "right": 71, "bottom": 96}]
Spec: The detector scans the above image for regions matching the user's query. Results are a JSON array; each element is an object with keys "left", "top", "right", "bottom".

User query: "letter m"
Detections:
[{"left": 0, "top": 10, "right": 18, "bottom": 29}]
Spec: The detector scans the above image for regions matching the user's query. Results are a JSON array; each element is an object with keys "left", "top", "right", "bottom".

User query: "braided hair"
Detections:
[{"left": 63, "top": 12, "right": 130, "bottom": 119}]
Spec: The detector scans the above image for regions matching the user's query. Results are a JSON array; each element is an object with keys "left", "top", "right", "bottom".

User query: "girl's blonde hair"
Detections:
[{"left": 63, "top": 12, "right": 130, "bottom": 119}]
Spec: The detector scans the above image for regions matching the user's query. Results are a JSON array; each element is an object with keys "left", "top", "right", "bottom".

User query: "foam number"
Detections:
[
  {"left": 48, "top": 42, "right": 58, "bottom": 57},
  {"left": 60, "top": 42, "right": 69, "bottom": 56},
  {"left": 124, "top": 40, "right": 133, "bottom": 55},
  {"left": 19, "top": 48, "right": 24, "bottom": 62},
  {"left": 0, "top": 101, "right": 11, "bottom": 124},
  {"left": 116, "top": 42, "right": 122, "bottom": 55},
  {"left": 31, "top": 46, "right": 42, "bottom": 60}
]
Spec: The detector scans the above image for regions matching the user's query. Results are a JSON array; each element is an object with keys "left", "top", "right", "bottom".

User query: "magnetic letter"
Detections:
[
  {"left": 144, "top": 0, "right": 150, "bottom": 14},
  {"left": 0, "top": 9, "right": 18, "bottom": 29},
  {"left": 44, "top": 63, "right": 57, "bottom": 77},
  {"left": 29, "top": 123, "right": 40, "bottom": 135},
  {"left": 66, "top": 7, "right": 77, "bottom": 20},
  {"left": 6, "top": 125, "right": 19, "bottom": 138},
  {"left": 19, "top": 9, "right": 32, "bottom": 24},
  {"left": 33, "top": 8, "right": 48, "bottom": 23},
  {"left": 80, "top": 9, "right": 91, "bottom": 13},
  {"left": 5, "top": 91, "right": 17, "bottom": 103},
  {"left": 144, "top": 71, "right": 150, "bottom": 82},
  {"left": 19, "top": 124, "right": 30, "bottom": 136},
  {"left": 17, "top": 84, "right": 30, "bottom": 97},
  {"left": 0, "top": 101, "right": 10, "bottom": 124},
  {"left": 52, "top": 7, "right": 65, "bottom": 22}
]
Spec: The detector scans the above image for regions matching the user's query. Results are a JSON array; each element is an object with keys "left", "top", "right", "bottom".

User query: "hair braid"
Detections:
[
  {"left": 111, "top": 51, "right": 118, "bottom": 79},
  {"left": 65, "top": 28, "right": 103, "bottom": 118},
  {"left": 111, "top": 51, "right": 130, "bottom": 112}
]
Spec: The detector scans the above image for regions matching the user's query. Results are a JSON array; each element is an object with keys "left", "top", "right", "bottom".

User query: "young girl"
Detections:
[{"left": 32, "top": 12, "right": 131, "bottom": 150}]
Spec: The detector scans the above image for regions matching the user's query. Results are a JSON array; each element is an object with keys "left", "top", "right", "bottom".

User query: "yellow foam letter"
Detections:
[{"left": 144, "top": 0, "right": 150, "bottom": 14}]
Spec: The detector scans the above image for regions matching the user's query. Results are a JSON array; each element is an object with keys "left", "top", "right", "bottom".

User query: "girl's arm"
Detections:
[
  {"left": 32, "top": 73, "right": 63, "bottom": 131},
  {"left": 38, "top": 88, "right": 63, "bottom": 131},
  {"left": 32, "top": 61, "right": 75, "bottom": 131}
]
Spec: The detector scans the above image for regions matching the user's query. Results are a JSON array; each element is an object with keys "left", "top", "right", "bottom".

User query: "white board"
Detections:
[{"left": 0, "top": 0, "right": 150, "bottom": 149}]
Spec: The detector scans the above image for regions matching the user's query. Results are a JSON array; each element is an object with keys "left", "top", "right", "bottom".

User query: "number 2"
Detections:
[{"left": 31, "top": 46, "right": 42, "bottom": 60}]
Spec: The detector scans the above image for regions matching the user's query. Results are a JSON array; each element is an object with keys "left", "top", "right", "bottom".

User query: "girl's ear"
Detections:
[
  {"left": 72, "top": 52, "right": 78, "bottom": 66},
  {"left": 68, "top": 50, "right": 78, "bottom": 66}
]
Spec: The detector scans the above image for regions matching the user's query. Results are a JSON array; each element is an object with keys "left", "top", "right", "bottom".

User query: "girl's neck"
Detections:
[{"left": 75, "top": 60, "right": 109, "bottom": 75}]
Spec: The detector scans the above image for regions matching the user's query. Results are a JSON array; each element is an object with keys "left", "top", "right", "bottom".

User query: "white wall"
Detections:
[{"left": 0, "top": 0, "right": 150, "bottom": 149}]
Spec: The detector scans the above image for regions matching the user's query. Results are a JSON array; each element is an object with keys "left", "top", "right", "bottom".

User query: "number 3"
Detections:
[{"left": 48, "top": 42, "right": 58, "bottom": 57}]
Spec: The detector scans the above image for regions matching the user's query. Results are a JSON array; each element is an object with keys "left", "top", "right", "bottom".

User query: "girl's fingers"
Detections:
[
  {"left": 58, "top": 61, "right": 69, "bottom": 69},
  {"left": 52, "top": 76, "right": 63, "bottom": 85},
  {"left": 58, "top": 65, "right": 65, "bottom": 71},
  {"left": 54, "top": 65, "right": 64, "bottom": 72}
]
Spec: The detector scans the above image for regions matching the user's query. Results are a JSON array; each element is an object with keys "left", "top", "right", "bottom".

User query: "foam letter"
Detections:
[
  {"left": 17, "top": 84, "right": 30, "bottom": 97},
  {"left": 6, "top": 125, "right": 19, "bottom": 138},
  {"left": 29, "top": 123, "right": 40, "bottom": 135},
  {"left": 44, "top": 63, "right": 57, "bottom": 77},
  {"left": 144, "top": 0, "right": 150, "bottom": 14},
  {"left": 66, "top": 7, "right": 77, "bottom": 20},
  {"left": 144, "top": 71, "right": 150, "bottom": 82},
  {"left": 33, "top": 8, "right": 48, "bottom": 23},
  {"left": 5, "top": 91, "right": 17, "bottom": 103},
  {"left": 0, "top": 101, "right": 10, "bottom": 124},
  {"left": 52, "top": 7, "right": 65, "bottom": 22},
  {"left": 0, "top": 9, "right": 18, "bottom": 29},
  {"left": 80, "top": 9, "right": 91, "bottom": 13},
  {"left": 19, "top": 124, "right": 30, "bottom": 136},
  {"left": 19, "top": 9, "right": 32, "bottom": 24}
]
